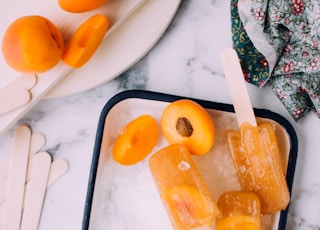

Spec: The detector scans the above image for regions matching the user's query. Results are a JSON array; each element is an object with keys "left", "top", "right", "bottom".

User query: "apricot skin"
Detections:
[
  {"left": 58, "top": 0, "right": 107, "bottom": 13},
  {"left": 2, "top": 16, "right": 64, "bottom": 74},
  {"left": 62, "top": 14, "right": 109, "bottom": 68}
]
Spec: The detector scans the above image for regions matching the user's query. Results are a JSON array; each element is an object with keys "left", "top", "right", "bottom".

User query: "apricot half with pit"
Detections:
[
  {"left": 2, "top": 15, "right": 64, "bottom": 74},
  {"left": 161, "top": 99, "right": 215, "bottom": 156}
]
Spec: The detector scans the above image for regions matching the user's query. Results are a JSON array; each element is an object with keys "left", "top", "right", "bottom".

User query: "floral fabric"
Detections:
[{"left": 231, "top": 0, "right": 320, "bottom": 121}]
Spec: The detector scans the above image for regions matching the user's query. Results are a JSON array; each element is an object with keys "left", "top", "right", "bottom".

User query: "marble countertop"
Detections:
[{"left": 1, "top": 1, "right": 320, "bottom": 229}]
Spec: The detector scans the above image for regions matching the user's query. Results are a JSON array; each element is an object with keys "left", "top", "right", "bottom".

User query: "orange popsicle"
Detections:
[
  {"left": 149, "top": 144, "right": 220, "bottom": 230},
  {"left": 216, "top": 191, "right": 261, "bottom": 230},
  {"left": 226, "top": 122, "right": 290, "bottom": 214}
]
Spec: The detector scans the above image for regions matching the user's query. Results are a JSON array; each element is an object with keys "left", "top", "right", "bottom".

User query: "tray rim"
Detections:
[{"left": 82, "top": 89, "right": 299, "bottom": 230}]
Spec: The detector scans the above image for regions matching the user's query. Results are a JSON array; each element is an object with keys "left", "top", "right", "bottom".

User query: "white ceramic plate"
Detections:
[{"left": 0, "top": 0, "right": 181, "bottom": 99}]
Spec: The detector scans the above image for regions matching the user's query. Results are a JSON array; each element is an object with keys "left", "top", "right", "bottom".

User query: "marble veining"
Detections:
[{"left": 1, "top": 0, "right": 320, "bottom": 230}]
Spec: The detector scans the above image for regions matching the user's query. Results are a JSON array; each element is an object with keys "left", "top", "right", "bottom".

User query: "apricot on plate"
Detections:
[
  {"left": 112, "top": 114, "right": 158, "bottom": 165},
  {"left": 161, "top": 99, "right": 215, "bottom": 155},
  {"left": 62, "top": 14, "right": 109, "bottom": 68},
  {"left": 58, "top": 0, "right": 107, "bottom": 13},
  {"left": 2, "top": 15, "right": 64, "bottom": 74}
]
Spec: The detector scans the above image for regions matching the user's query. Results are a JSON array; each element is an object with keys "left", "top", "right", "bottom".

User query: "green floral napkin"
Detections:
[{"left": 231, "top": 0, "right": 320, "bottom": 121}]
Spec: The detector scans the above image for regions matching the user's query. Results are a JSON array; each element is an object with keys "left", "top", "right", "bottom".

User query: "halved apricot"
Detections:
[
  {"left": 58, "top": 0, "right": 107, "bottom": 13},
  {"left": 62, "top": 14, "right": 109, "bottom": 68},
  {"left": 161, "top": 99, "right": 215, "bottom": 155},
  {"left": 112, "top": 114, "right": 158, "bottom": 165}
]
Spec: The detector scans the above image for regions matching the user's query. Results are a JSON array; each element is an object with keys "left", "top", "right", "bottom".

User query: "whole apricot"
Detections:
[
  {"left": 58, "top": 0, "right": 107, "bottom": 13},
  {"left": 2, "top": 15, "right": 64, "bottom": 74}
]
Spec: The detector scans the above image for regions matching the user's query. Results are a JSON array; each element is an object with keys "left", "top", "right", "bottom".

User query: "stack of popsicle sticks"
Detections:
[{"left": 0, "top": 125, "right": 68, "bottom": 230}]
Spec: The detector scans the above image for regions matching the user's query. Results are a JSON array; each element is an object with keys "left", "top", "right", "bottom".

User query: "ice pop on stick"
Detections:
[
  {"left": 149, "top": 143, "right": 220, "bottom": 230},
  {"left": 221, "top": 48, "right": 290, "bottom": 214},
  {"left": 216, "top": 191, "right": 261, "bottom": 230},
  {"left": 226, "top": 122, "right": 290, "bottom": 214}
]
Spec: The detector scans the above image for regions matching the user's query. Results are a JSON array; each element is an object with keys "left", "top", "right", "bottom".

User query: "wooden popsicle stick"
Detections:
[
  {"left": 0, "top": 75, "right": 37, "bottom": 116},
  {"left": 0, "top": 89, "right": 31, "bottom": 116},
  {"left": 29, "top": 133, "right": 46, "bottom": 154},
  {"left": 1, "top": 74, "right": 37, "bottom": 92},
  {"left": 47, "top": 159, "right": 69, "bottom": 186},
  {"left": 0, "top": 0, "right": 146, "bottom": 137},
  {"left": 220, "top": 48, "right": 257, "bottom": 127},
  {"left": 26, "top": 133, "right": 47, "bottom": 182},
  {"left": 2, "top": 125, "right": 31, "bottom": 230},
  {"left": 20, "top": 152, "right": 52, "bottom": 230}
]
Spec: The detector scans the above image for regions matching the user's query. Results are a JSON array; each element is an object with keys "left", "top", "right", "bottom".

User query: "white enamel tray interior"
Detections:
[{"left": 84, "top": 91, "right": 297, "bottom": 230}]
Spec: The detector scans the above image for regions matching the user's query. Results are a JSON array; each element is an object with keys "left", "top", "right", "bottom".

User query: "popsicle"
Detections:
[
  {"left": 149, "top": 143, "right": 220, "bottom": 230},
  {"left": 220, "top": 48, "right": 290, "bottom": 214},
  {"left": 226, "top": 122, "right": 290, "bottom": 214},
  {"left": 216, "top": 191, "right": 261, "bottom": 230}
]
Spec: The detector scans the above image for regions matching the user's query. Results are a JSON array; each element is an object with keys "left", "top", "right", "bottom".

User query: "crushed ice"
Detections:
[{"left": 178, "top": 160, "right": 190, "bottom": 171}]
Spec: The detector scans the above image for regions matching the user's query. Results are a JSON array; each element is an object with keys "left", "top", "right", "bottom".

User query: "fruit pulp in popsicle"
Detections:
[
  {"left": 149, "top": 143, "right": 220, "bottom": 230},
  {"left": 216, "top": 191, "right": 261, "bottom": 230}
]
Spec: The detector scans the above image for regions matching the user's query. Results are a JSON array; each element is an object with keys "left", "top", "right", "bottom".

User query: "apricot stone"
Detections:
[
  {"left": 2, "top": 15, "right": 64, "bottom": 74},
  {"left": 58, "top": 0, "right": 107, "bottom": 13}
]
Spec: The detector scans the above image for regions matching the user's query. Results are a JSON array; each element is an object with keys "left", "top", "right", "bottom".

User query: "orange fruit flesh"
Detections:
[
  {"left": 112, "top": 114, "right": 158, "bottom": 165},
  {"left": 164, "top": 185, "right": 215, "bottom": 230},
  {"left": 62, "top": 14, "right": 109, "bottom": 68}
]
